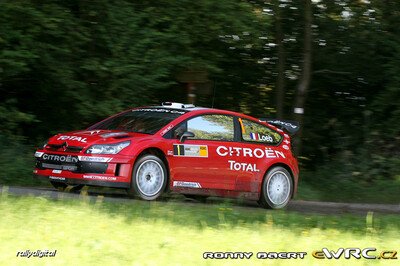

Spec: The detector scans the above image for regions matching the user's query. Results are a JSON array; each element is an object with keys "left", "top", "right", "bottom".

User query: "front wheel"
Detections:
[
  {"left": 128, "top": 155, "right": 167, "bottom": 200},
  {"left": 259, "top": 166, "right": 293, "bottom": 209}
]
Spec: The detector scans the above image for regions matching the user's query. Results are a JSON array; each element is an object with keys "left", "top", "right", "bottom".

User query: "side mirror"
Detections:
[{"left": 179, "top": 131, "right": 195, "bottom": 143}]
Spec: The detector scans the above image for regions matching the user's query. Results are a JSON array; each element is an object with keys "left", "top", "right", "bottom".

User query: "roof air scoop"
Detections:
[{"left": 161, "top": 102, "right": 195, "bottom": 109}]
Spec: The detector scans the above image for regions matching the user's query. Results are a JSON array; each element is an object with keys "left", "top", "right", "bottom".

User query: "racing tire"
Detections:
[
  {"left": 50, "top": 181, "right": 84, "bottom": 192},
  {"left": 258, "top": 166, "right": 293, "bottom": 209},
  {"left": 129, "top": 154, "right": 167, "bottom": 201}
]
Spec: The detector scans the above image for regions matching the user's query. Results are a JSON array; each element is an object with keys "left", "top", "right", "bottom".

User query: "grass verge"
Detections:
[{"left": 0, "top": 193, "right": 399, "bottom": 265}]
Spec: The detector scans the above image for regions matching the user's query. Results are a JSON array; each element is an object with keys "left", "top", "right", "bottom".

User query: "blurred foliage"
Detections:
[
  {"left": 0, "top": 0, "right": 262, "bottom": 138},
  {"left": 0, "top": 0, "right": 399, "bottom": 201},
  {"left": 0, "top": 136, "right": 47, "bottom": 186}
]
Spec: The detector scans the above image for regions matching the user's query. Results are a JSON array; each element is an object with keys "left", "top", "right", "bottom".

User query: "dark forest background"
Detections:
[{"left": 1, "top": 0, "right": 399, "bottom": 202}]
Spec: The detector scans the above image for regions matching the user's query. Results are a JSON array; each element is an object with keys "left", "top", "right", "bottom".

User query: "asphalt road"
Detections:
[{"left": 1, "top": 185, "right": 399, "bottom": 215}]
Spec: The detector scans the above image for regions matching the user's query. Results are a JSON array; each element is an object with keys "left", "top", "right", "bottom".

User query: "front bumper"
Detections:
[
  {"left": 34, "top": 151, "right": 134, "bottom": 188},
  {"left": 34, "top": 174, "right": 130, "bottom": 188}
]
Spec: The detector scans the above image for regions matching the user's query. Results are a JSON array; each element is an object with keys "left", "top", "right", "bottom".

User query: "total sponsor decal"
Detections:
[
  {"left": 57, "top": 135, "right": 87, "bottom": 143},
  {"left": 216, "top": 146, "right": 285, "bottom": 159},
  {"left": 229, "top": 160, "right": 259, "bottom": 172},
  {"left": 83, "top": 175, "right": 117, "bottom": 181},
  {"left": 173, "top": 144, "right": 208, "bottom": 157},
  {"left": 173, "top": 181, "right": 202, "bottom": 188}
]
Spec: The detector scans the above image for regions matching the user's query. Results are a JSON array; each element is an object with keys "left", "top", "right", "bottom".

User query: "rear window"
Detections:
[
  {"left": 88, "top": 108, "right": 186, "bottom": 134},
  {"left": 240, "top": 118, "right": 282, "bottom": 145}
]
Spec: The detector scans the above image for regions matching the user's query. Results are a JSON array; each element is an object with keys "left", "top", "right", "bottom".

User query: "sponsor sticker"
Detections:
[
  {"left": 83, "top": 175, "right": 117, "bottom": 181},
  {"left": 49, "top": 176, "right": 65, "bottom": 181},
  {"left": 249, "top": 133, "right": 273, "bottom": 142},
  {"left": 160, "top": 124, "right": 174, "bottom": 136},
  {"left": 173, "top": 181, "right": 202, "bottom": 188},
  {"left": 173, "top": 144, "right": 208, "bottom": 157},
  {"left": 42, "top": 154, "right": 79, "bottom": 163},
  {"left": 133, "top": 108, "right": 186, "bottom": 115},
  {"left": 78, "top": 156, "right": 112, "bottom": 162},
  {"left": 216, "top": 146, "right": 285, "bottom": 159}
]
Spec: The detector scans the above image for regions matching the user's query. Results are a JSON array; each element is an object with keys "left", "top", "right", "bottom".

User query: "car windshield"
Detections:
[{"left": 88, "top": 108, "right": 186, "bottom": 134}]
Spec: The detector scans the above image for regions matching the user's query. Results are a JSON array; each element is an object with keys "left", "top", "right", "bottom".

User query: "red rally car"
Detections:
[{"left": 34, "top": 102, "right": 299, "bottom": 209}]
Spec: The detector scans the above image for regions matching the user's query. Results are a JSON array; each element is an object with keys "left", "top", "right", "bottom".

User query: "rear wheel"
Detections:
[
  {"left": 128, "top": 154, "right": 167, "bottom": 200},
  {"left": 259, "top": 166, "right": 293, "bottom": 209}
]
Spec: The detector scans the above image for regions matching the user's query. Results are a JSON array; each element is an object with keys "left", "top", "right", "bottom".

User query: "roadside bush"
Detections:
[
  {"left": 299, "top": 149, "right": 400, "bottom": 203},
  {"left": 0, "top": 135, "right": 46, "bottom": 186}
]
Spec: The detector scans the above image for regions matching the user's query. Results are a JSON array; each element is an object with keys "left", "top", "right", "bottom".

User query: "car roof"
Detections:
[{"left": 140, "top": 105, "right": 275, "bottom": 128}]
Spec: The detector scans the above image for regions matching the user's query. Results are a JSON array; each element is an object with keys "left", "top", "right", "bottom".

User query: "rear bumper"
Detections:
[{"left": 34, "top": 173, "right": 130, "bottom": 188}]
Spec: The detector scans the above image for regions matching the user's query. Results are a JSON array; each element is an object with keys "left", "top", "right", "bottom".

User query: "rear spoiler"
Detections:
[{"left": 259, "top": 118, "right": 300, "bottom": 135}]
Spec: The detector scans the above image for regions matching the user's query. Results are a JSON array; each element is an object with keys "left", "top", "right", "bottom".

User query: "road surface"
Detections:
[{"left": 1, "top": 185, "right": 399, "bottom": 215}]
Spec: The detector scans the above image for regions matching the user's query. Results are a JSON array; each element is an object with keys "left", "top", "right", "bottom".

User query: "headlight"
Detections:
[{"left": 86, "top": 141, "right": 130, "bottom": 154}]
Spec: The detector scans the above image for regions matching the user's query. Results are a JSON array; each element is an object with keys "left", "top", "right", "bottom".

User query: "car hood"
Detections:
[{"left": 47, "top": 129, "right": 147, "bottom": 148}]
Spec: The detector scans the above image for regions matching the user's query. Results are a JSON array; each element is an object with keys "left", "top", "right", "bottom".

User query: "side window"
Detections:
[
  {"left": 240, "top": 118, "right": 282, "bottom": 144},
  {"left": 186, "top": 115, "right": 234, "bottom": 141}
]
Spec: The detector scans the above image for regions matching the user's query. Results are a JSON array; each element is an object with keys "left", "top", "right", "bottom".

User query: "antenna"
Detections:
[{"left": 211, "top": 80, "right": 216, "bottom": 108}]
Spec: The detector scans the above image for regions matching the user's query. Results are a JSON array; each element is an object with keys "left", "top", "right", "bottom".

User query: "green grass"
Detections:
[{"left": 0, "top": 193, "right": 399, "bottom": 265}]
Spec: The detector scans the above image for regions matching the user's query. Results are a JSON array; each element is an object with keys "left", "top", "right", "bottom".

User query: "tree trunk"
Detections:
[
  {"left": 275, "top": 1, "right": 286, "bottom": 119},
  {"left": 293, "top": 0, "right": 312, "bottom": 156}
]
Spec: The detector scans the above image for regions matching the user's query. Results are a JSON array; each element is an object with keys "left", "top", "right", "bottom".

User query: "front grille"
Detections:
[
  {"left": 36, "top": 153, "right": 107, "bottom": 174},
  {"left": 41, "top": 163, "right": 78, "bottom": 172},
  {"left": 46, "top": 144, "right": 83, "bottom": 153}
]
